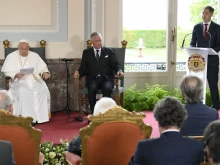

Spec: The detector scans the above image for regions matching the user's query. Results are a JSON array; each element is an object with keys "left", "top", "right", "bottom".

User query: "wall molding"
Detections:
[{"left": 0, "top": 0, "right": 67, "bottom": 42}]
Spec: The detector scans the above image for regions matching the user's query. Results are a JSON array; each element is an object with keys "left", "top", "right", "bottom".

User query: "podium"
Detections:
[{"left": 181, "top": 47, "right": 218, "bottom": 103}]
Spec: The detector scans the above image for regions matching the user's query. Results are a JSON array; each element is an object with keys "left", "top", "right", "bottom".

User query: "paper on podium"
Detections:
[
  {"left": 20, "top": 66, "right": 34, "bottom": 74},
  {"left": 208, "top": 48, "right": 218, "bottom": 55}
]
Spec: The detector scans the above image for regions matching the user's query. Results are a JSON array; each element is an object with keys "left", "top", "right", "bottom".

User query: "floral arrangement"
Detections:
[{"left": 40, "top": 140, "right": 69, "bottom": 165}]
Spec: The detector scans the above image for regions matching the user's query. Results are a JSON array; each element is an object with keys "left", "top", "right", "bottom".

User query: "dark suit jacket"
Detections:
[
  {"left": 78, "top": 47, "right": 121, "bottom": 86},
  {"left": 128, "top": 131, "right": 204, "bottom": 165},
  {"left": 180, "top": 103, "right": 218, "bottom": 136},
  {"left": 0, "top": 140, "right": 16, "bottom": 165},
  {"left": 190, "top": 21, "right": 220, "bottom": 66}
]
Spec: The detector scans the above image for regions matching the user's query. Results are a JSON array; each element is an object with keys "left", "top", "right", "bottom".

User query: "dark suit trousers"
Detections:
[
  {"left": 207, "top": 56, "right": 219, "bottom": 110},
  {"left": 87, "top": 76, "right": 113, "bottom": 113}
]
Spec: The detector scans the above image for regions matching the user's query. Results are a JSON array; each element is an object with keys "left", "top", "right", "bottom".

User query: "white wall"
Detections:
[{"left": 0, "top": 0, "right": 84, "bottom": 59}]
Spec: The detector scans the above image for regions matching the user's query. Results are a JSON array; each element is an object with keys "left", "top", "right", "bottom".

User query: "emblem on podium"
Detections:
[{"left": 188, "top": 54, "right": 205, "bottom": 72}]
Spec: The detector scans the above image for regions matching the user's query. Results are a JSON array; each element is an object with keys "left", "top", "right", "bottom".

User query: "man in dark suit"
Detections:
[
  {"left": 190, "top": 6, "right": 220, "bottom": 110},
  {"left": 129, "top": 97, "right": 204, "bottom": 165},
  {"left": 74, "top": 32, "right": 124, "bottom": 113},
  {"left": 180, "top": 75, "right": 218, "bottom": 136},
  {"left": 0, "top": 140, "right": 16, "bottom": 165}
]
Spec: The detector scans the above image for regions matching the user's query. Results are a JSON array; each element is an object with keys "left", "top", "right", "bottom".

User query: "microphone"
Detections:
[
  {"left": 206, "top": 31, "right": 211, "bottom": 48},
  {"left": 59, "top": 58, "right": 74, "bottom": 62},
  {"left": 181, "top": 31, "right": 194, "bottom": 48},
  {"left": 181, "top": 33, "right": 192, "bottom": 48}
]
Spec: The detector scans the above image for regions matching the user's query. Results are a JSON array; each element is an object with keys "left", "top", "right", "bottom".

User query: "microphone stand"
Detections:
[
  {"left": 58, "top": 58, "right": 74, "bottom": 120},
  {"left": 181, "top": 32, "right": 192, "bottom": 48},
  {"left": 206, "top": 31, "right": 211, "bottom": 48}
]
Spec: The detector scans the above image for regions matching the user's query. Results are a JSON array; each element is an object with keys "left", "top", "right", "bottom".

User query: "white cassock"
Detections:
[{"left": 1, "top": 50, "right": 50, "bottom": 123}]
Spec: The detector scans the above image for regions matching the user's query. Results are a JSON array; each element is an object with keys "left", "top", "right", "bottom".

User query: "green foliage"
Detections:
[
  {"left": 124, "top": 84, "right": 185, "bottom": 111},
  {"left": 189, "top": 0, "right": 218, "bottom": 24},
  {"left": 124, "top": 84, "right": 215, "bottom": 111},
  {"left": 205, "top": 88, "right": 212, "bottom": 107},
  {"left": 123, "top": 30, "right": 192, "bottom": 48},
  {"left": 123, "top": 30, "right": 166, "bottom": 48},
  {"left": 40, "top": 141, "right": 69, "bottom": 165}
]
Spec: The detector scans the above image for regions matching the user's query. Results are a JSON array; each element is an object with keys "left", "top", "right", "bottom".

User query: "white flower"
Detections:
[
  {"left": 49, "top": 152, "right": 56, "bottom": 158},
  {"left": 45, "top": 148, "right": 49, "bottom": 152}
]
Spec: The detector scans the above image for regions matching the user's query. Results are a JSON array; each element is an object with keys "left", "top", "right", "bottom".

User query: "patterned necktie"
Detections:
[
  {"left": 204, "top": 24, "right": 208, "bottom": 40},
  {"left": 96, "top": 49, "right": 99, "bottom": 63}
]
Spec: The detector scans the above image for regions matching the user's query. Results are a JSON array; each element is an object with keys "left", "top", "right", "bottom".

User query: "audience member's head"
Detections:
[
  {"left": 93, "top": 97, "right": 117, "bottom": 116},
  {"left": 153, "top": 97, "right": 187, "bottom": 133},
  {"left": 90, "top": 32, "right": 102, "bottom": 49},
  {"left": 18, "top": 39, "right": 29, "bottom": 57},
  {"left": 0, "top": 90, "right": 13, "bottom": 113},
  {"left": 204, "top": 120, "right": 220, "bottom": 165},
  {"left": 180, "top": 75, "right": 203, "bottom": 104}
]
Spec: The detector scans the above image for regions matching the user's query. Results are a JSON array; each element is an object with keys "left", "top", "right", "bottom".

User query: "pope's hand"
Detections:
[
  {"left": 43, "top": 72, "right": 50, "bottom": 80},
  {"left": 15, "top": 73, "right": 25, "bottom": 79},
  {"left": 74, "top": 70, "right": 80, "bottom": 78}
]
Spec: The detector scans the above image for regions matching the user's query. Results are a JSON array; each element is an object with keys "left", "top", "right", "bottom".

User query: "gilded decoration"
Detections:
[
  {"left": 121, "top": 40, "right": 128, "bottom": 48},
  {"left": 79, "top": 106, "right": 152, "bottom": 165},
  {"left": 188, "top": 54, "right": 205, "bottom": 72},
  {"left": 86, "top": 40, "right": 92, "bottom": 48},
  {"left": 3, "top": 40, "right": 10, "bottom": 48},
  {"left": 0, "top": 109, "right": 41, "bottom": 138},
  {"left": 40, "top": 40, "right": 47, "bottom": 48},
  {"left": 0, "top": 109, "right": 42, "bottom": 165}
]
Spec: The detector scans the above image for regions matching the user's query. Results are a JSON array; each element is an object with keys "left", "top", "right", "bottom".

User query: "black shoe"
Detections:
[{"left": 74, "top": 116, "right": 83, "bottom": 122}]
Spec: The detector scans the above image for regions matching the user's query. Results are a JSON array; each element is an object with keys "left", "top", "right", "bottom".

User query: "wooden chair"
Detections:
[
  {"left": 187, "top": 136, "right": 210, "bottom": 165},
  {"left": 0, "top": 109, "right": 43, "bottom": 165},
  {"left": 64, "top": 106, "right": 152, "bottom": 165},
  {"left": 76, "top": 40, "right": 128, "bottom": 121},
  {"left": 3, "top": 39, "right": 46, "bottom": 90}
]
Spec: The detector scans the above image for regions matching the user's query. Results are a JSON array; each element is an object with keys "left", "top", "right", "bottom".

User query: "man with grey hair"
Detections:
[
  {"left": 93, "top": 97, "right": 116, "bottom": 116},
  {"left": 0, "top": 90, "right": 13, "bottom": 113},
  {"left": 74, "top": 32, "right": 124, "bottom": 114},
  {"left": 180, "top": 75, "right": 218, "bottom": 136},
  {"left": 1, "top": 39, "right": 51, "bottom": 124}
]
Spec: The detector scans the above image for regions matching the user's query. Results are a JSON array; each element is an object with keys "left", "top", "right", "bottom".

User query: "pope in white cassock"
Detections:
[{"left": 1, "top": 39, "right": 51, "bottom": 123}]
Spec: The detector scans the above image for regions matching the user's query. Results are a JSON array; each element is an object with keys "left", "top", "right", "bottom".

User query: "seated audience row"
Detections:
[
  {"left": 129, "top": 97, "right": 204, "bottom": 165},
  {"left": 67, "top": 75, "right": 219, "bottom": 165}
]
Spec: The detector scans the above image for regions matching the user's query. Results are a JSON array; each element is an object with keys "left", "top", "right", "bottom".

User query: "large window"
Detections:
[
  {"left": 123, "top": 0, "right": 219, "bottom": 72},
  {"left": 123, "top": 0, "right": 167, "bottom": 72}
]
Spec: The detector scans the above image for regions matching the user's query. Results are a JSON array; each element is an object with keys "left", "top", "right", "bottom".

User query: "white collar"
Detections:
[
  {"left": 203, "top": 20, "right": 211, "bottom": 25},
  {"left": 162, "top": 129, "right": 179, "bottom": 134},
  {"left": 93, "top": 48, "right": 101, "bottom": 52}
]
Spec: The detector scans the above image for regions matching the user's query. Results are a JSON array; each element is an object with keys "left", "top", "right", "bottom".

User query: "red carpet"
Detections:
[
  {"left": 35, "top": 110, "right": 220, "bottom": 144},
  {"left": 35, "top": 111, "right": 89, "bottom": 144}
]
